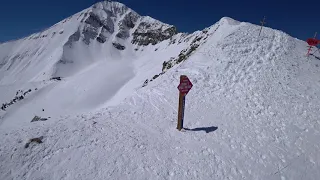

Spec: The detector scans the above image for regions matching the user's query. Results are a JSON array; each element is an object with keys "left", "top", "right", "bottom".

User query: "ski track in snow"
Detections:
[{"left": 1, "top": 8, "right": 320, "bottom": 180}]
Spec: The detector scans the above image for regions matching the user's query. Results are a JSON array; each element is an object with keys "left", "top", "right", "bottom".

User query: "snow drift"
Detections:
[{"left": 1, "top": 1, "right": 320, "bottom": 180}]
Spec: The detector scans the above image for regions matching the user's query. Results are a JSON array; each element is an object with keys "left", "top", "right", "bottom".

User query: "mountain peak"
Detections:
[
  {"left": 218, "top": 17, "right": 241, "bottom": 25},
  {"left": 92, "top": 0, "right": 129, "bottom": 15},
  {"left": 95, "top": 0, "right": 125, "bottom": 7},
  {"left": 1, "top": 3, "right": 320, "bottom": 179}
]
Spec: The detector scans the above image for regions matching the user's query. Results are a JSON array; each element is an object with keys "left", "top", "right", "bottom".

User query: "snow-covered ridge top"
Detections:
[
  {"left": 92, "top": 0, "right": 130, "bottom": 17},
  {"left": 98, "top": 0, "right": 127, "bottom": 10},
  {"left": 140, "top": 16, "right": 173, "bottom": 28},
  {"left": 218, "top": 17, "right": 241, "bottom": 25}
]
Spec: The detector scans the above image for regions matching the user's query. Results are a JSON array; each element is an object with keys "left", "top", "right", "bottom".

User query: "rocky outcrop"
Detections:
[
  {"left": 116, "top": 12, "right": 139, "bottom": 39},
  {"left": 82, "top": 12, "right": 114, "bottom": 45},
  {"left": 64, "top": 1, "right": 178, "bottom": 47},
  {"left": 1, "top": 89, "right": 32, "bottom": 111},
  {"left": 132, "top": 23, "right": 177, "bottom": 46},
  {"left": 85, "top": 12, "right": 114, "bottom": 33},
  {"left": 112, "top": 42, "right": 125, "bottom": 50},
  {"left": 24, "top": 136, "right": 43, "bottom": 148},
  {"left": 65, "top": 29, "right": 81, "bottom": 47}
]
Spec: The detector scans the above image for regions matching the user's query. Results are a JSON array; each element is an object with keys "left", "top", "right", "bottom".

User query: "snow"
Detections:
[
  {"left": 1, "top": 2, "right": 320, "bottom": 179},
  {"left": 0, "top": 11, "right": 83, "bottom": 84},
  {"left": 140, "top": 16, "right": 173, "bottom": 30},
  {"left": 0, "top": 1, "right": 188, "bottom": 128}
]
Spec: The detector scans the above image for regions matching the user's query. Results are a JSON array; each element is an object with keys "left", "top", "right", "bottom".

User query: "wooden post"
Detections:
[
  {"left": 177, "top": 75, "right": 192, "bottom": 131},
  {"left": 307, "top": 45, "right": 313, "bottom": 56},
  {"left": 258, "top": 16, "right": 266, "bottom": 37},
  {"left": 307, "top": 32, "right": 318, "bottom": 56},
  {"left": 177, "top": 92, "right": 185, "bottom": 131}
]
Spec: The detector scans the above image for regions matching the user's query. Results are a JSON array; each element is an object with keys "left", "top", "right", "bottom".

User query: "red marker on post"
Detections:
[
  {"left": 306, "top": 32, "right": 319, "bottom": 56},
  {"left": 307, "top": 38, "right": 319, "bottom": 46},
  {"left": 177, "top": 75, "right": 193, "bottom": 131}
]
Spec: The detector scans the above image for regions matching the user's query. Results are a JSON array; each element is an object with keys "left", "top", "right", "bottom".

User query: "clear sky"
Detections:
[{"left": 0, "top": 0, "right": 318, "bottom": 43}]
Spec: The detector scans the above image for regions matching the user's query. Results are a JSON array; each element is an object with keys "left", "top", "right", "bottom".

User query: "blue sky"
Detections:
[{"left": 0, "top": 0, "right": 318, "bottom": 42}]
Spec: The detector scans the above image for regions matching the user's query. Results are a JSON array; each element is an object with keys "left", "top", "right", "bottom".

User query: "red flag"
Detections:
[{"left": 307, "top": 38, "right": 319, "bottom": 46}]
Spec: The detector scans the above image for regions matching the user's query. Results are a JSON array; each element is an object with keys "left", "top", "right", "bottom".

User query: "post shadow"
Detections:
[
  {"left": 311, "top": 54, "right": 320, "bottom": 60},
  {"left": 184, "top": 126, "right": 218, "bottom": 133}
]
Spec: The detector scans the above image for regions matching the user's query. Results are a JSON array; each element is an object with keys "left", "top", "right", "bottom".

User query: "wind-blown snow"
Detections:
[{"left": 1, "top": 1, "right": 320, "bottom": 180}]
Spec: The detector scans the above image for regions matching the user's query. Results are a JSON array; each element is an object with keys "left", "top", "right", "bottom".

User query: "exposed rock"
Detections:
[
  {"left": 24, "top": 136, "right": 43, "bottom": 148},
  {"left": 162, "top": 60, "right": 174, "bottom": 72},
  {"left": 58, "top": 58, "right": 73, "bottom": 64},
  {"left": 132, "top": 23, "right": 177, "bottom": 46},
  {"left": 142, "top": 79, "right": 148, "bottom": 87},
  {"left": 23, "top": 89, "right": 32, "bottom": 96},
  {"left": 162, "top": 61, "right": 167, "bottom": 72},
  {"left": 116, "top": 12, "right": 139, "bottom": 39},
  {"left": 191, "top": 36, "right": 203, "bottom": 44},
  {"left": 83, "top": 12, "right": 114, "bottom": 45},
  {"left": 169, "top": 38, "right": 176, "bottom": 45},
  {"left": 31, "top": 115, "right": 48, "bottom": 122},
  {"left": 31, "top": 116, "right": 41, "bottom": 122},
  {"left": 97, "top": 35, "right": 107, "bottom": 43},
  {"left": 82, "top": 25, "right": 99, "bottom": 45},
  {"left": 116, "top": 30, "right": 129, "bottom": 39},
  {"left": 123, "top": 12, "right": 138, "bottom": 29},
  {"left": 65, "top": 29, "right": 81, "bottom": 47},
  {"left": 50, "top": 77, "right": 62, "bottom": 81},
  {"left": 112, "top": 42, "right": 125, "bottom": 50},
  {"left": 153, "top": 74, "right": 159, "bottom": 80},
  {"left": 85, "top": 12, "right": 114, "bottom": 33}
]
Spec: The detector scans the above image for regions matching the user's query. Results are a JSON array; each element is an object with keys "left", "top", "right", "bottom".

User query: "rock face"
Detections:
[
  {"left": 63, "top": 1, "right": 177, "bottom": 48},
  {"left": 112, "top": 42, "right": 125, "bottom": 50},
  {"left": 131, "top": 20, "right": 178, "bottom": 46},
  {"left": 116, "top": 12, "right": 139, "bottom": 39},
  {"left": 65, "top": 29, "right": 81, "bottom": 47},
  {"left": 83, "top": 12, "right": 114, "bottom": 45},
  {"left": 84, "top": 1, "right": 178, "bottom": 46}
]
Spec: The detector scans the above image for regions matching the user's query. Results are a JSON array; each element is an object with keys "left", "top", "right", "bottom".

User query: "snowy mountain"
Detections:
[
  {"left": 1, "top": 1, "right": 320, "bottom": 180},
  {"left": 0, "top": 1, "right": 205, "bottom": 127}
]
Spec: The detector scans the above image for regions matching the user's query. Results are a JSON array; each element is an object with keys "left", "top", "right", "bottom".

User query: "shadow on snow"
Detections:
[
  {"left": 310, "top": 53, "right": 320, "bottom": 60},
  {"left": 184, "top": 126, "right": 218, "bottom": 133}
]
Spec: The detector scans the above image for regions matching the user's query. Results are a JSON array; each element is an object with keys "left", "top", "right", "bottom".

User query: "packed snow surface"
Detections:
[{"left": 1, "top": 2, "right": 320, "bottom": 180}]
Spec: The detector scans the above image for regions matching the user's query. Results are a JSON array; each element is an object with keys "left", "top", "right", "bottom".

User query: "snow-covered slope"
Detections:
[
  {"left": 1, "top": 1, "right": 320, "bottom": 180},
  {"left": 0, "top": 1, "right": 204, "bottom": 128}
]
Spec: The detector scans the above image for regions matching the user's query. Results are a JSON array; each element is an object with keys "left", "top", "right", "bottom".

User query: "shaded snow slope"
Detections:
[
  {"left": 1, "top": 9, "right": 320, "bottom": 180},
  {"left": 0, "top": 1, "right": 201, "bottom": 127}
]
